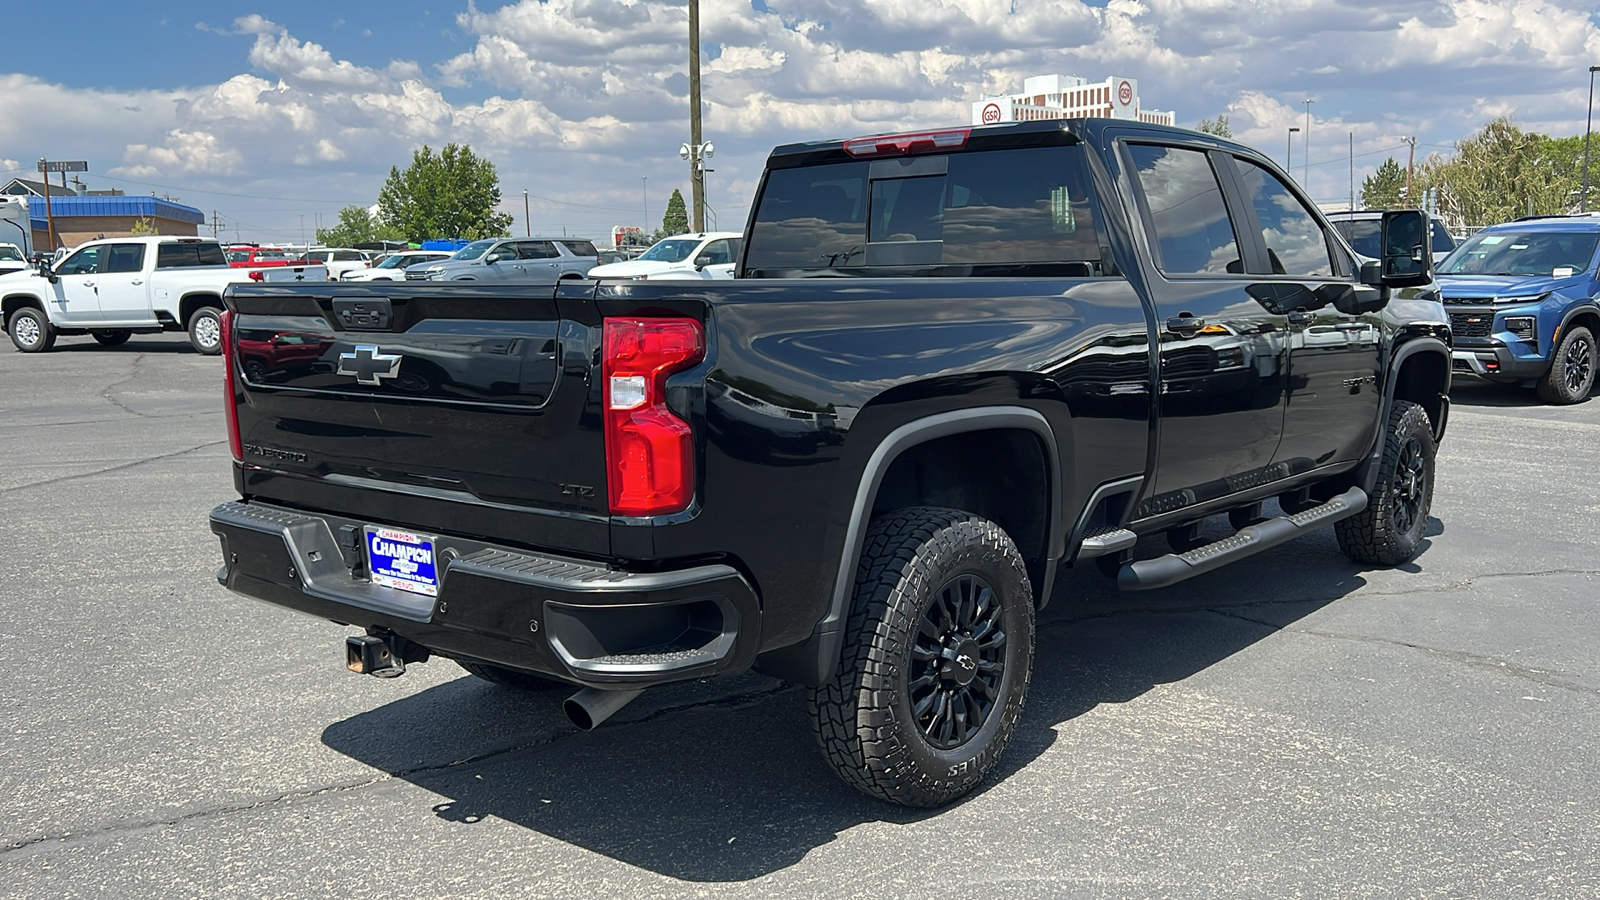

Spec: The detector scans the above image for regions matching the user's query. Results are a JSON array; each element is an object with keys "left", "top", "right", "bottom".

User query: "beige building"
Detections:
[{"left": 973, "top": 74, "right": 1176, "bottom": 127}]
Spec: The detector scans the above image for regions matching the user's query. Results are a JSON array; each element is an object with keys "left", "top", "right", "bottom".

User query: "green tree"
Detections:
[
  {"left": 377, "top": 143, "right": 514, "bottom": 242},
  {"left": 1195, "top": 115, "right": 1231, "bottom": 138},
  {"left": 128, "top": 216, "right": 156, "bottom": 236},
  {"left": 1360, "top": 157, "right": 1407, "bottom": 209},
  {"left": 661, "top": 188, "right": 689, "bottom": 236},
  {"left": 1417, "top": 118, "right": 1585, "bottom": 227},
  {"left": 315, "top": 205, "right": 403, "bottom": 247}
]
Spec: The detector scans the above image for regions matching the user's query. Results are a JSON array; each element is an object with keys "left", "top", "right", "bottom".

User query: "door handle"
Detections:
[
  {"left": 1165, "top": 315, "right": 1206, "bottom": 335},
  {"left": 130, "top": 279, "right": 143, "bottom": 285},
  {"left": 1287, "top": 309, "right": 1316, "bottom": 326}
]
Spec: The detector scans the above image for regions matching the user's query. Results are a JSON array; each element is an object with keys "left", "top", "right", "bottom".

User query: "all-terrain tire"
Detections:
[
  {"left": 455, "top": 659, "right": 566, "bottom": 691},
  {"left": 1335, "top": 400, "right": 1436, "bottom": 566},
  {"left": 1536, "top": 325, "right": 1595, "bottom": 405},
  {"left": 91, "top": 329, "right": 132, "bottom": 347},
  {"left": 808, "top": 506, "right": 1035, "bottom": 808},
  {"left": 8, "top": 307, "right": 55, "bottom": 353},
  {"left": 187, "top": 307, "right": 223, "bottom": 355}
]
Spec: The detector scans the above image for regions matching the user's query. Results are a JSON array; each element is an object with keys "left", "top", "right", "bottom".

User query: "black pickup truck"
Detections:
[{"left": 210, "top": 120, "right": 1450, "bottom": 808}]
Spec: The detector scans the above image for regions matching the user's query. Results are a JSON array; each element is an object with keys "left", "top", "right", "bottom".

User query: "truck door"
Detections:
[
  {"left": 1227, "top": 157, "right": 1381, "bottom": 476},
  {"left": 1120, "top": 141, "right": 1290, "bottom": 515},
  {"left": 94, "top": 243, "right": 153, "bottom": 321},
  {"left": 50, "top": 244, "right": 106, "bottom": 323}
]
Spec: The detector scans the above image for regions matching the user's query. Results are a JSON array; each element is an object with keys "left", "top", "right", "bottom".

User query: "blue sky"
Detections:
[{"left": 3, "top": 0, "right": 1598, "bottom": 243}]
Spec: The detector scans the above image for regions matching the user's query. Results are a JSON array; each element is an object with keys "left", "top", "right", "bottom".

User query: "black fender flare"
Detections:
[
  {"left": 1358, "top": 335, "right": 1450, "bottom": 494},
  {"left": 762, "top": 406, "right": 1065, "bottom": 686}
]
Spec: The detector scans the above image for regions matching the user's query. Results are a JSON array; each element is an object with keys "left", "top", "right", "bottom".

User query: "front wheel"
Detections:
[
  {"left": 809, "top": 507, "right": 1035, "bottom": 808},
  {"left": 1536, "top": 325, "right": 1595, "bottom": 404},
  {"left": 1336, "top": 400, "right": 1436, "bottom": 566},
  {"left": 91, "top": 329, "right": 132, "bottom": 347},
  {"left": 187, "top": 307, "right": 223, "bottom": 355},
  {"left": 8, "top": 307, "right": 55, "bottom": 353}
]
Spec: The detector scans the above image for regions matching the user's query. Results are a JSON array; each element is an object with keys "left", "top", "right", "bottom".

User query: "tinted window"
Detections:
[
  {"left": 1430, "top": 220, "right": 1455, "bottom": 253},
  {"left": 57, "top": 245, "right": 102, "bottom": 275},
  {"left": 1333, "top": 220, "right": 1381, "bottom": 258},
  {"left": 103, "top": 243, "right": 146, "bottom": 274},
  {"left": 747, "top": 162, "right": 867, "bottom": 270},
  {"left": 699, "top": 239, "right": 735, "bottom": 265},
  {"left": 517, "top": 241, "right": 556, "bottom": 259},
  {"left": 557, "top": 240, "right": 598, "bottom": 256},
  {"left": 745, "top": 146, "right": 1102, "bottom": 273},
  {"left": 1235, "top": 160, "right": 1333, "bottom": 276},
  {"left": 157, "top": 243, "right": 227, "bottom": 268},
  {"left": 1126, "top": 144, "right": 1241, "bottom": 276}
]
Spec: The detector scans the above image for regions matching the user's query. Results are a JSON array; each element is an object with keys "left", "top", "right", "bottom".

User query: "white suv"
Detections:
[
  {"left": 341, "top": 250, "right": 454, "bottom": 282},
  {"left": 586, "top": 232, "right": 742, "bottom": 280}
]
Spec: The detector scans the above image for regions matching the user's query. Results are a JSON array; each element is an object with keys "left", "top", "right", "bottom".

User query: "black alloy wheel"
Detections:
[
  {"left": 910, "top": 573, "right": 1008, "bottom": 750},
  {"left": 809, "top": 506, "right": 1035, "bottom": 808},
  {"left": 1335, "top": 399, "right": 1436, "bottom": 566},
  {"left": 1537, "top": 325, "right": 1596, "bottom": 404}
]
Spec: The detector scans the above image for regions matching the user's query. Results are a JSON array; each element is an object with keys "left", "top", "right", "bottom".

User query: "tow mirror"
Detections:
[
  {"left": 35, "top": 258, "right": 57, "bottom": 283},
  {"left": 1361, "top": 209, "right": 1432, "bottom": 289}
]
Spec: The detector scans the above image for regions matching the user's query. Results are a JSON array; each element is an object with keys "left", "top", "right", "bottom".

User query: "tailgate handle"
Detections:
[{"left": 333, "top": 297, "right": 392, "bottom": 331}]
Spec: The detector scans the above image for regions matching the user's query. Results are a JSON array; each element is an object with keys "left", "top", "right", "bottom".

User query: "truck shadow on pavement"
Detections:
[
  {"left": 320, "top": 524, "right": 1406, "bottom": 883},
  {"left": 1447, "top": 381, "right": 1578, "bottom": 408}
]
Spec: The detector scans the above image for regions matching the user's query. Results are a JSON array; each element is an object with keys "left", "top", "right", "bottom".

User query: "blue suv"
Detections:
[{"left": 1438, "top": 216, "right": 1600, "bottom": 404}]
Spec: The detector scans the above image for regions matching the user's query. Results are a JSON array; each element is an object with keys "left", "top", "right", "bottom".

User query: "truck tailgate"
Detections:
[{"left": 226, "top": 282, "right": 610, "bottom": 556}]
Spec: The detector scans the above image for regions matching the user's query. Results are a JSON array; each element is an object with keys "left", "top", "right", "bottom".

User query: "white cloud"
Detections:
[{"left": 5, "top": 0, "right": 1599, "bottom": 239}]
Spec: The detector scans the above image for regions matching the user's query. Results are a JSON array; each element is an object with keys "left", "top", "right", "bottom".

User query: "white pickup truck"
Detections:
[{"left": 0, "top": 236, "right": 327, "bottom": 354}]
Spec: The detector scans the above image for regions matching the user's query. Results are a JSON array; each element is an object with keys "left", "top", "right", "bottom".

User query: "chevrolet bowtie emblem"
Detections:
[{"left": 338, "top": 345, "right": 402, "bottom": 385}]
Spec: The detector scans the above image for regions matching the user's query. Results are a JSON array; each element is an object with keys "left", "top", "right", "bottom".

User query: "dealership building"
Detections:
[
  {"left": 972, "top": 74, "right": 1176, "bottom": 127},
  {"left": 1, "top": 177, "right": 204, "bottom": 250}
]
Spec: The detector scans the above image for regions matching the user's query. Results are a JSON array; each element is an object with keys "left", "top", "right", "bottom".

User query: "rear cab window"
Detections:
[
  {"left": 557, "top": 240, "right": 599, "bottom": 257},
  {"left": 159, "top": 243, "right": 228, "bottom": 268},
  {"left": 743, "top": 143, "right": 1107, "bottom": 277},
  {"left": 1123, "top": 144, "right": 1243, "bottom": 276}
]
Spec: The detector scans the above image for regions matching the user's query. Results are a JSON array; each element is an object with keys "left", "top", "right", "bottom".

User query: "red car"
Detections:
[{"left": 235, "top": 328, "right": 332, "bottom": 382}]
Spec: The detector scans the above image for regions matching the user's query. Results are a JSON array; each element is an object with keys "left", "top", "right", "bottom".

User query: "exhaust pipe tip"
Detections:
[{"left": 563, "top": 686, "right": 646, "bottom": 731}]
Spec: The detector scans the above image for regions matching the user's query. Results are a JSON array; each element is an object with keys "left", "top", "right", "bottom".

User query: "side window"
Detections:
[
  {"left": 103, "top": 244, "right": 146, "bottom": 274},
  {"left": 518, "top": 241, "right": 557, "bottom": 259},
  {"left": 57, "top": 245, "right": 103, "bottom": 275},
  {"left": 1126, "top": 144, "right": 1242, "bottom": 276},
  {"left": 1233, "top": 159, "right": 1334, "bottom": 276},
  {"left": 700, "top": 240, "right": 732, "bottom": 264},
  {"left": 1430, "top": 220, "right": 1455, "bottom": 254}
]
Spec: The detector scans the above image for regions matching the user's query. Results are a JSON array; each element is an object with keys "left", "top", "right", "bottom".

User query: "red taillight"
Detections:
[
  {"left": 247, "top": 269, "right": 264, "bottom": 281},
  {"left": 843, "top": 128, "right": 970, "bottom": 158},
  {"left": 220, "top": 309, "right": 242, "bottom": 462},
  {"left": 603, "top": 317, "right": 705, "bottom": 516}
]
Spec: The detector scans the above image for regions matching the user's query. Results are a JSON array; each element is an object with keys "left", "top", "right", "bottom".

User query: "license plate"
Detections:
[{"left": 364, "top": 527, "right": 439, "bottom": 597}]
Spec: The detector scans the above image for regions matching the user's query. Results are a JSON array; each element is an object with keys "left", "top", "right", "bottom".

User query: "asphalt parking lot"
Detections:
[{"left": 2, "top": 331, "right": 1597, "bottom": 898}]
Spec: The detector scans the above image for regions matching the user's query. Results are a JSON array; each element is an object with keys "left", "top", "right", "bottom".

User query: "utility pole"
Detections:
[
  {"left": 1286, "top": 127, "right": 1299, "bottom": 174},
  {"left": 1404, "top": 136, "right": 1417, "bottom": 205},
  {"left": 37, "top": 159, "right": 56, "bottom": 250},
  {"left": 688, "top": 0, "right": 704, "bottom": 232},
  {"left": 210, "top": 210, "right": 223, "bottom": 238},
  {"left": 523, "top": 189, "right": 531, "bottom": 236},
  {"left": 1349, "top": 132, "right": 1355, "bottom": 212}
]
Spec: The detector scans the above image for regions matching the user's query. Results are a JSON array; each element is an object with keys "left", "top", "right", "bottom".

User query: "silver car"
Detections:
[{"left": 406, "top": 237, "right": 599, "bottom": 283}]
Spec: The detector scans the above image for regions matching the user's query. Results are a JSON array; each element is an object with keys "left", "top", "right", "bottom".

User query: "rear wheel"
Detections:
[
  {"left": 809, "top": 507, "right": 1035, "bottom": 808},
  {"left": 187, "top": 307, "right": 222, "bottom": 355},
  {"left": 8, "top": 307, "right": 54, "bottom": 353},
  {"left": 1336, "top": 400, "right": 1435, "bottom": 565},
  {"left": 91, "top": 329, "right": 132, "bottom": 347},
  {"left": 1536, "top": 325, "right": 1595, "bottom": 404},
  {"left": 455, "top": 659, "right": 566, "bottom": 691}
]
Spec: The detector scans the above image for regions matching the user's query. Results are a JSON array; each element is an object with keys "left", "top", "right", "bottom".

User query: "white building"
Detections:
[{"left": 972, "top": 74, "right": 1176, "bottom": 127}]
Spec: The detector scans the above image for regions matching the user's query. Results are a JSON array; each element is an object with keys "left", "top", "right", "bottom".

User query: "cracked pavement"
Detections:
[{"left": 1, "top": 333, "right": 1597, "bottom": 898}]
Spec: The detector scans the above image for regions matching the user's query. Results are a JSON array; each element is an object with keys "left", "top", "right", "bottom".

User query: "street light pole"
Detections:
[
  {"left": 523, "top": 189, "right": 530, "bottom": 236},
  {"left": 1286, "top": 127, "right": 1300, "bottom": 174},
  {"left": 1583, "top": 65, "right": 1599, "bottom": 213},
  {"left": 1303, "top": 99, "right": 1314, "bottom": 188},
  {"left": 641, "top": 176, "right": 648, "bottom": 237}
]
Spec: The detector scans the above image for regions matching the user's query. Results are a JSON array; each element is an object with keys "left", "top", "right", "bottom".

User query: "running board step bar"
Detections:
[
  {"left": 1077, "top": 527, "right": 1137, "bottom": 559},
  {"left": 1118, "top": 487, "right": 1368, "bottom": 591}
]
